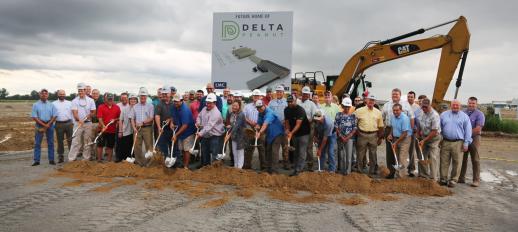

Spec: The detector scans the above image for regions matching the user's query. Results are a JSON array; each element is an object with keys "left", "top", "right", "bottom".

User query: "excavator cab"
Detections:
[
  {"left": 344, "top": 74, "right": 373, "bottom": 100},
  {"left": 291, "top": 71, "right": 327, "bottom": 100}
]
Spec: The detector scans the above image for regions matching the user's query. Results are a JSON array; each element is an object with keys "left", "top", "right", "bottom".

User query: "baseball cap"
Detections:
[
  {"left": 421, "top": 98, "right": 431, "bottom": 107},
  {"left": 266, "top": 86, "right": 273, "bottom": 93},
  {"left": 189, "top": 90, "right": 196, "bottom": 95},
  {"left": 128, "top": 93, "right": 138, "bottom": 99},
  {"left": 138, "top": 87, "right": 149, "bottom": 96},
  {"left": 252, "top": 89, "right": 262, "bottom": 96},
  {"left": 206, "top": 93, "right": 217, "bottom": 102},
  {"left": 172, "top": 95, "right": 182, "bottom": 102},
  {"left": 286, "top": 95, "right": 294, "bottom": 102},
  {"left": 341, "top": 97, "right": 352, "bottom": 107},
  {"left": 302, "top": 86, "right": 311, "bottom": 94},
  {"left": 255, "top": 99, "right": 264, "bottom": 108},
  {"left": 105, "top": 93, "right": 114, "bottom": 99},
  {"left": 160, "top": 87, "right": 170, "bottom": 94},
  {"left": 313, "top": 110, "right": 324, "bottom": 120},
  {"left": 77, "top": 82, "right": 86, "bottom": 89},
  {"left": 275, "top": 85, "right": 285, "bottom": 92},
  {"left": 170, "top": 86, "right": 177, "bottom": 93}
]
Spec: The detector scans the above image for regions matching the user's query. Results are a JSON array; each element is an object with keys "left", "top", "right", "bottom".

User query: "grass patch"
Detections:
[{"left": 484, "top": 116, "right": 518, "bottom": 134}]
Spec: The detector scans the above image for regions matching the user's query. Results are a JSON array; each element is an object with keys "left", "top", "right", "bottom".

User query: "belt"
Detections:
[
  {"left": 141, "top": 125, "right": 152, "bottom": 128},
  {"left": 56, "top": 120, "right": 72, "bottom": 123},
  {"left": 443, "top": 138, "right": 462, "bottom": 142},
  {"left": 359, "top": 129, "right": 377, "bottom": 134},
  {"left": 84, "top": 120, "right": 91, "bottom": 123}
]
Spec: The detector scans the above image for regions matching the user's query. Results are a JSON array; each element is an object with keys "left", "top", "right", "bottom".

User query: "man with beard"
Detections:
[{"left": 53, "top": 89, "right": 73, "bottom": 163}]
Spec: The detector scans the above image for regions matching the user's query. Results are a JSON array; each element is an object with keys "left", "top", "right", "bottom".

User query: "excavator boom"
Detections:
[{"left": 330, "top": 16, "right": 470, "bottom": 109}]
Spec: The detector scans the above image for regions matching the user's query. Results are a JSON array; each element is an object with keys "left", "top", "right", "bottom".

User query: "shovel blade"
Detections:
[
  {"left": 216, "top": 153, "right": 225, "bottom": 160},
  {"left": 144, "top": 151, "right": 153, "bottom": 159}
]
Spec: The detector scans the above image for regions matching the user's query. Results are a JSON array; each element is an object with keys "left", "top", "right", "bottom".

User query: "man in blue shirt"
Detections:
[
  {"left": 313, "top": 109, "right": 336, "bottom": 172},
  {"left": 31, "top": 89, "right": 57, "bottom": 166},
  {"left": 171, "top": 95, "right": 197, "bottom": 169},
  {"left": 439, "top": 99, "right": 472, "bottom": 188},
  {"left": 256, "top": 100, "right": 285, "bottom": 174},
  {"left": 387, "top": 103, "right": 412, "bottom": 178}
]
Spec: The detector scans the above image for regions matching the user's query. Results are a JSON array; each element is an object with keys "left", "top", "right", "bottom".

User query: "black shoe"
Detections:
[
  {"left": 386, "top": 173, "right": 395, "bottom": 179},
  {"left": 289, "top": 171, "right": 299, "bottom": 177},
  {"left": 439, "top": 181, "right": 448, "bottom": 186},
  {"left": 408, "top": 173, "right": 416, "bottom": 177},
  {"left": 49, "top": 161, "right": 56, "bottom": 165},
  {"left": 31, "top": 162, "right": 40, "bottom": 166}
]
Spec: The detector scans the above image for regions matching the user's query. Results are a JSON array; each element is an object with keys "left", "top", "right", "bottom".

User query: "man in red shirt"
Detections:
[
  {"left": 96, "top": 93, "right": 121, "bottom": 162},
  {"left": 190, "top": 90, "right": 203, "bottom": 121}
]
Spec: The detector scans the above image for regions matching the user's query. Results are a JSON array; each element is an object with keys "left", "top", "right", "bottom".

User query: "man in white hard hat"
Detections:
[
  {"left": 353, "top": 93, "right": 384, "bottom": 175},
  {"left": 298, "top": 86, "right": 318, "bottom": 171},
  {"left": 196, "top": 93, "right": 225, "bottom": 167},
  {"left": 268, "top": 85, "right": 290, "bottom": 169},
  {"left": 243, "top": 89, "right": 266, "bottom": 170},
  {"left": 154, "top": 86, "right": 173, "bottom": 158},
  {"left": 130, "top": 87, "right": 155, "bottom": 166},
  {"left": 68, "top": 83, "right": 97, "bottom": 162},
  {"left": 198, "top": 83, "right": 223, "bottom": 113}
]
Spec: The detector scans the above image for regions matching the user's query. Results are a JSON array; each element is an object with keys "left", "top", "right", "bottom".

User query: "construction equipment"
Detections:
[
  {"left": 291, "top": 71, "right": 327, "bottom": 99},
  {"left": 329, "top": 16, "right": 470, "bottom": 109}
]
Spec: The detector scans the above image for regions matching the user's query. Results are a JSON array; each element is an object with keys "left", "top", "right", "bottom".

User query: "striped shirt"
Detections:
[
  {"left": 244, "top": 102, "right": 259, "bottom": 124},
  {"left": 268, "top": 98, "right": 288, "bottom": 121},
  {"left": 131, "top": 102, "right": 154, "bottom": 124}
]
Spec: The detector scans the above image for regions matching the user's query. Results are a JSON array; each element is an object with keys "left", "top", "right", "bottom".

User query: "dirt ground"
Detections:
[{"left": 0, "top": 101, "right": 517, "bottom": 231}]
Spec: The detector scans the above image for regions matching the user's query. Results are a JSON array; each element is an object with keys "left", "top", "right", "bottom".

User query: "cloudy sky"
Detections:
[{"left": 0, "top": 0, "right": 516, "bottom": 103}]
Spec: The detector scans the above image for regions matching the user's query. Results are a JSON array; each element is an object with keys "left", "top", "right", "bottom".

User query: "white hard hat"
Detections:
[
  {"left": 255, "top": 99, "right": 264, "bottom": 107},
  {"left": 138, "top": 87, "right": 149, "bottom": 96},
  {"left": 129, "top": 93, "right": 138, "bottom": 99},
  {"left": 206, "top": 93, "right": 217, "bottom": 102},
  {"left": 275, "top": 85, "right": 285, "bottom": 92},
  {"left": 252, "top": 89, "right": 262, "bottom": 96},
  {"left": 366, "top": 93, "right": 376, "bottom": 100},
  {"left": 160, "top": 86, "right": 170, "bottom": 94},
  {"left": 77, "top": 82, "right": 86, "bottom": 90},
  {"left": 341, "top": 97, "right": 353, "bottom": 107},
  {"left": 302, "top": 86, "right": 311, "bottom": 94},
  {"left": 233, "top": 91, "right": 243, "bottom": 97},
  {"left": 172, "top": 95, "right": 182, "bottom": 102}
]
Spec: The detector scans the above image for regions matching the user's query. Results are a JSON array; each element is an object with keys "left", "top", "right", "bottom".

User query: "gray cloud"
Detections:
[{"left": 0, "top": 0, "right": 516, "bottom": 102}]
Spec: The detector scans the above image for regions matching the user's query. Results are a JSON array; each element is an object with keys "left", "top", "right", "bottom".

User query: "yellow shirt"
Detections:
[{"left": 354, "top": 106, "right": 384, "bottom": 132}]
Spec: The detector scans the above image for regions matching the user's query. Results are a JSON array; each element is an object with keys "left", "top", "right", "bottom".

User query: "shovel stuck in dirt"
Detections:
[
  {"left": 164, "top": 126, "right": 178, "bottom": 168},
  {"left": 216, "top": 127, "right": 232, "bottom": 160},
  {"left": 84, "top": 120, "right": 116, "bottom": 147},
  {"left": 416, "top": 138, "right": 431, "bottom": 166},
  {"left": 125, "top": 127, "right": 141, "bottom": 164},
  {"left": 390, "top": 141, "right": 402, "bottom": 178}
]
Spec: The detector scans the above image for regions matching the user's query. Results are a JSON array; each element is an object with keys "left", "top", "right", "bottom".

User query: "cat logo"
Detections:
[{"left": 390, "top": 44, "right": 420, "bottom": 56}]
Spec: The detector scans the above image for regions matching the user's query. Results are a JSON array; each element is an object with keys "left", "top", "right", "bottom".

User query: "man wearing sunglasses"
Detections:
[{"left": 198, "top": 83, "right": 223, "bottom": 113}]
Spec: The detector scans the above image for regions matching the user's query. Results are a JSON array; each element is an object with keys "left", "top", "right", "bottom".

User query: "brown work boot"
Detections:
[
  {"left": 458, "top": 178, "right": 466, "bottom": 184},
  {"left": 471, "top": 180, "right": 480, "bottom": 187}
]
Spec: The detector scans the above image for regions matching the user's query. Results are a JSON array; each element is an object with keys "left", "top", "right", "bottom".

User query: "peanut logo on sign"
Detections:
[{"left": 221, "top": 21, "right": 239, "bottom": 41}]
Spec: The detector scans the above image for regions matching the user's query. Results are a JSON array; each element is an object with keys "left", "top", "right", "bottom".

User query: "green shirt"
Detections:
[{"left": 321, "top": 102, "right": 340, "bottom": 123}]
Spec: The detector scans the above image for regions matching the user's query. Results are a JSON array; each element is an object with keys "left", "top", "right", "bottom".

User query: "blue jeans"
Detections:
[
  {"left": 319, "top": 134, "right": 336, "bottom": 172},
  {"left": 34, "top": 125, "right": 55, "bottom": 162},
  {"left": 200, "top": 136, "right": 222, "bottom": 167}
]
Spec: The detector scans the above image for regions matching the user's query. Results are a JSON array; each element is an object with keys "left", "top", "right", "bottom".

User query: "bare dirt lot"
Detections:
[{"left": 0, "top": 101, "right": 517, "bottom": 231}]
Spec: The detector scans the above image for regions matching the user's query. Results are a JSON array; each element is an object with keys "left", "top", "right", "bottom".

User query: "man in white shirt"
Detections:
[
  {"left": 68, "top": 83, "right": 96, "bottom": 161},
  {"left": 53, "top": 89, "right": 73, "bottom": 163},
  {"left": 298, "top": 86, "right": 318, "bottom": 170}
]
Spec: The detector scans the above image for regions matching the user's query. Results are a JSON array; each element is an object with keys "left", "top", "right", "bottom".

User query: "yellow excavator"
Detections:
[{"left": 294, "top": 16, "right": 470, "bottom": 109}]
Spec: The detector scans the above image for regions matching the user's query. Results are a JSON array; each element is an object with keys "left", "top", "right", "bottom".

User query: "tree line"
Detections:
[{"left": 0, "top": 88, "right": 120, "bottom": 101}]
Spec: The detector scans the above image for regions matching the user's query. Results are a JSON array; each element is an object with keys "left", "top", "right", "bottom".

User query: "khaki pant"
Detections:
[
  {"left": 418, "top": 135, "right": 442, "bottom": 180},
  {"left": 395, "top": 136, "right": 411, "bottom": 172},
  {"left": 460, "top": 135, "right": 481, "bottom": 182},
  {"left": 134, "top": 126, "right": 153, "bottom": 166},
  {"left": 265, "top": 136, "right": 283, "bottom": 171},
  {"left": 68, "top": 123, "right": 94, "bottom": 161},
  {"left": 440, "top": 140, "right": 464, "bottom": 182},
  {"left": 357, "top": 131, "right": 378, "bottom": 174}
]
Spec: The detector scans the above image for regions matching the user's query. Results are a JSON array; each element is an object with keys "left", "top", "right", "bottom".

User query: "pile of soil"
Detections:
[{"left": 52, "top": 160, "right": 452, "bottom": 207}]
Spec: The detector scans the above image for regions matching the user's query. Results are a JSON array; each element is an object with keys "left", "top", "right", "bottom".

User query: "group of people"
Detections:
[{"left": 31, "top": 82, "right": 484, "bottom": 188}]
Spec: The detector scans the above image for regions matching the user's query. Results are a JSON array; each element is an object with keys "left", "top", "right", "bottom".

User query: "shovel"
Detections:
[
  {"left": 188, "top": 127, "right": 201, "bottom": 154},
  {"left": 152, "top": 121, "right": 170, "bottom": 154},
  {"left": 315, "top": 142, "right": 322, "bottom": 172},
  {"left": 216, "top": 127, "right": 232, "bottom": 160},
  {"left": 286, "top": 137, "right": 295, "bottom": 151},
  {"left": 84, "top": 120, "right": 116, "bottom": 147},
  {"left": 416, "top": 137, "right": 431, "bottom": 165},
  {"left": 390, "top": 140, "right": 402, "bottom": 177},
  {"left": 251, "top": 128, "right": 263, "bottom": 147},
  {"left": 165, "top": 126, "right": 178, "bottom": 168},
  {"left": 125, "top": 127, "right": 141, "bottom": 164},
  {"left": 69, "top": 116, "right": 88, "bottom": 140}
]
